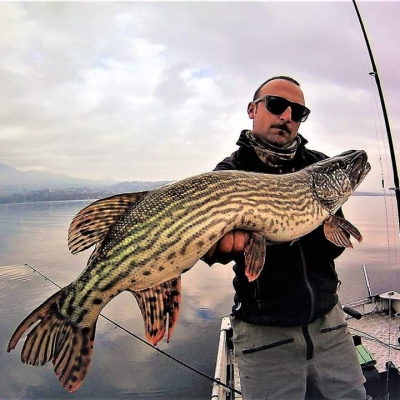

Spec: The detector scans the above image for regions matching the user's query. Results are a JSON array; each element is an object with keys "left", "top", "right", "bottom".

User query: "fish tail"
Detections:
[{"left": 7, "top": 289, "right": 97, "bottom": 393}]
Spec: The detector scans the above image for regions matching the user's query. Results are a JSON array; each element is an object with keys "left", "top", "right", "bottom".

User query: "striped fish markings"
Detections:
[{"left": 7, "top": 149, "right": 370, "bottom": 392}]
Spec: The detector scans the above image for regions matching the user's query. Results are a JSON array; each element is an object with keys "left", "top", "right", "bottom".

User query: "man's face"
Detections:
[{"left": 247, "top": 79, "right": 306, "bottom": 148}]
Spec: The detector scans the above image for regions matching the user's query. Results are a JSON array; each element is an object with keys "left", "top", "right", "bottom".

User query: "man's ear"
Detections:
[{"left": 247, "top": 102, "right": 256, "bottom": 119}]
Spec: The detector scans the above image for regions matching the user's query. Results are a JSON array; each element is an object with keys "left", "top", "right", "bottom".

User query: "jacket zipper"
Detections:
[
  {"left": 298, "top": 242, "right": 315, "bottom": 360},
  {"left": 254, "top": 280, "right": 262, "bottom": 308},
  {"left": 298, "top": 242, "right": 315, "bottom": 323},
  {"left": 252, "top": 243, "right": 316, "bottom": 318}
]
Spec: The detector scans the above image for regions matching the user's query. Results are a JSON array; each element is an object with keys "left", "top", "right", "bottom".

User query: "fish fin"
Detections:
[
  {"left": 128, "top": 276, "right": 182, "bottom": 346},
  {"left": 7, "top": 290, "right": 97, "bottom": 393},
  {"left": 244, "top": 232, "right": 267, "bottom": 282},
  {"left": 68, "top": 192, "right": 149, "bottom": 255},
  {"left": 323, "top": 215, "right": 363, "bottom": 248}
]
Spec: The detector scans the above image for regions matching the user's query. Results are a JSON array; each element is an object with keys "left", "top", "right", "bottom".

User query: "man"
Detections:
[{"left": 204, "top": 76, "right": 366, "bottom": 399}]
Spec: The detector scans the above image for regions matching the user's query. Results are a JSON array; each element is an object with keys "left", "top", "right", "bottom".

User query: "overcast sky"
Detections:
[{"left": 0, "top": 1, "right": 399, "bottom": 192}]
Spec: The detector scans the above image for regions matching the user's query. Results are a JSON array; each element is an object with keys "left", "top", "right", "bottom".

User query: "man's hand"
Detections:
[{"left": 205, "top": 230, "right": 250, "bottom": 258}]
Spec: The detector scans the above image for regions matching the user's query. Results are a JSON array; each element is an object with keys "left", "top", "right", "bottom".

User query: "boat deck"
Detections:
[
  {"left": 347, "top": 311, "right": 400, "bottom": 373},
  {"left": 213, "top": 301, "right": 400, "bottom": 400},
  {"left": 228, "top": 312, "right": 400, "bottom": 399}
]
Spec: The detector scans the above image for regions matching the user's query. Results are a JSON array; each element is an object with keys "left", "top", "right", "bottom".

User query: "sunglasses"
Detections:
[{"left": 253, "top": 95, "right": 311, "bottom": 123}]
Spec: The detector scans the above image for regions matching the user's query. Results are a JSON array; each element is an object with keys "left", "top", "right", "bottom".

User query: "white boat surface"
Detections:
[{"left": 211, "top": 288, "right": 400, "bottom": 400}]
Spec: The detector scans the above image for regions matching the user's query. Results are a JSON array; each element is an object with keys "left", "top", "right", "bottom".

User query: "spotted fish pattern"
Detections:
[{"left": 7, "top": 150, "right": 370, "bottom": 392}]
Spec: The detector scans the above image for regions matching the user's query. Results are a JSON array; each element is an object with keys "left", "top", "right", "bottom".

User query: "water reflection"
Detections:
[
  {"left": 337, "top": 196, "right": 400, "bottom": 302},
  {"left": 0, "top": 196, "right": 399, "bottom": 399},
  {"left": 1, "top": 261, "right": 233, "bottom": 399}
]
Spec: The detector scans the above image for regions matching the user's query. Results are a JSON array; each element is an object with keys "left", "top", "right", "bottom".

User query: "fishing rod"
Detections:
[
  {"left": 24, "top": 263, "right": 242, "bottom": 397},
  {"left": 351, "top": 0, "right": 400, "bottom": 231},
  {"left": 351, "top": 3, "right": 399, "bottom": 399}
]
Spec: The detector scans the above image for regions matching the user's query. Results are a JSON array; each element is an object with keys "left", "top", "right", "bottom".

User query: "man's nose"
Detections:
[{"left": 280, "top": 106, "right": 292, "bottom": 122}]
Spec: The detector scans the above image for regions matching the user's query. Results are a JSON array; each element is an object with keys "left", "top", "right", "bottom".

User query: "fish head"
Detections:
[{"left": 311, "top": 150, "right": 371, "bottom": 212}]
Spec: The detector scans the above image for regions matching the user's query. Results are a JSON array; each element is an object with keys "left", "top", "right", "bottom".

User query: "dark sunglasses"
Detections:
[{"left": 253, "top": 95, "right": 311, "bottom": 122}]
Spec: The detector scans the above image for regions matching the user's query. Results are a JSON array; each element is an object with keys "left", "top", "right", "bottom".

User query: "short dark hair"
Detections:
[{"left": 252, "top": 76, "right": 301, "bottom": 101}]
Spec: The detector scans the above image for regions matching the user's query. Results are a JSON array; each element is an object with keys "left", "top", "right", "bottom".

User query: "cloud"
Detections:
[{"left": 0, "top": 1, "right": 398, "bottom": 191}]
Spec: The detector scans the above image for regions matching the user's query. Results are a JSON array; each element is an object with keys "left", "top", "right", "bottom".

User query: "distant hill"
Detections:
[
  {"left": 0, "top": 163, "right": 115, "bottom": 193},
  {"left": 0, "top": 163, "right": 169, "bottom": 204}
]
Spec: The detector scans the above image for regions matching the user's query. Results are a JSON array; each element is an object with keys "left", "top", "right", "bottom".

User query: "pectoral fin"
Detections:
[
  {"left": 244, "top": 232, "right": 267, "bottom": 282},
  {"left": 323, "top": 215, "right": 363, "bottom": 248},
  {"left": 128, "top": 276, "right": 181, "bottom": 346}
]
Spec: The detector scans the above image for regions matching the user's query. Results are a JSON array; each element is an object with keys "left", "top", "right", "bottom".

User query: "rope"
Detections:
[{"left": 23, "top": 263, "right": 242, "bottom": 396}]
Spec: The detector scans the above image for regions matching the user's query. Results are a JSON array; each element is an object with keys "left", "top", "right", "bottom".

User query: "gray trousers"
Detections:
[{"left": 232, "top": 304, "right": 366, "bottom": 400}]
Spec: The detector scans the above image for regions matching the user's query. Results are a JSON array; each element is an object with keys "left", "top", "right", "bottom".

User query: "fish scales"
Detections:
[
  {"left": 38, "top": 174, "right": 316, "bottom": 324},
  {"left": 64, "top": 174, "right": 318, "bottom": 312},
  {"left": 60, "top": 171, "right": 320, "bottom": 322},
  {"left": 7, "top": 150, "right": 371, "bottom": 393},
  {"left": 62, "top": 172, "right": 320, "bottom": 319}
]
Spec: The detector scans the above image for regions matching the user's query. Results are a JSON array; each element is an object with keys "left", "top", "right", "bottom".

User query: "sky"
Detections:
[{"left": 0, "top": 1, "right": 399, "bottom": 193}]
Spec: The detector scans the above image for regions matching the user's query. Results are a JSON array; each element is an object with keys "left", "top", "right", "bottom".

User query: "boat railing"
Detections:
[{"left": 211, "top": 317, "right": 231, "bottom": 399}]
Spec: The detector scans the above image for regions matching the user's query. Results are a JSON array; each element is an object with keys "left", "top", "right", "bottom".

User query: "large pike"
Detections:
[{"left": 7, "top": 150, "right": 370, "bottom": 392}]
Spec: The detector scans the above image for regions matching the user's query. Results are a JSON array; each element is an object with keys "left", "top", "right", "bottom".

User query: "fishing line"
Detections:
[
  {"left": 350, "top": 8, "right": 400, "bottom": 397},
  {"left": 349, "top": 326, "right": 400, "bottom": 351},
  {"left": 349, "top": 1, "right": 396, "bottom": 237},
  {"left": 23, "top": 263, "right": 241, "bottom": 396},
  {"left": 346, "top": 1, "right": 400, "bottom": 306}
]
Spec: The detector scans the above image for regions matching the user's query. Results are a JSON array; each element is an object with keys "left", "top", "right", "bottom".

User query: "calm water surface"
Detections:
[{"left": 0, "top": 196, "right": 399, "bottom": 399}]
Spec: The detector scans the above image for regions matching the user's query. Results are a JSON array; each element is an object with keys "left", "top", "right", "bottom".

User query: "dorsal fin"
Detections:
[{"left": 68, "top": 192, "right": 149, "bottom": 254}]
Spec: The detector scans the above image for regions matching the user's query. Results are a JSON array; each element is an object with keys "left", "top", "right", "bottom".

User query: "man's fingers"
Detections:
[
  {"left": 218, "top": 231, "right": 250, "bottom": 253},
  {"left": 205, "top": 230, "right": 251, "bottom": 258},
  {"left": 232, "top": 231, "right": 250, "bottom": 252},
  {"left": 218, "top": 231, "right": 235, "bottom": 253}
]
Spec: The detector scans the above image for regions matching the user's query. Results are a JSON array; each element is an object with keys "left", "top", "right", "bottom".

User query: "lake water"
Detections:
[{"left": 0, "top": 196, "right": 399, "bottom": 399}]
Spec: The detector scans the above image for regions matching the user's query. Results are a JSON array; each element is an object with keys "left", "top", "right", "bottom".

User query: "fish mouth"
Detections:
[{"left": 347, "top": 150, "right": 371, "bottom": 186}]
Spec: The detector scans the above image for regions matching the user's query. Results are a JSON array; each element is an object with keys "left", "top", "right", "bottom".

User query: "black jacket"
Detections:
[{"left": 211, "top": 130, "right": 345, "bottom": 326}]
